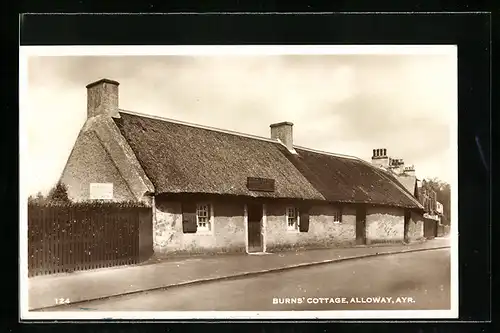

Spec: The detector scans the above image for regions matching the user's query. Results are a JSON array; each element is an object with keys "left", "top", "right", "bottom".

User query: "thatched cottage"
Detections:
[{"left": 60, "top": 78, "right": 426, "bottom": 255}]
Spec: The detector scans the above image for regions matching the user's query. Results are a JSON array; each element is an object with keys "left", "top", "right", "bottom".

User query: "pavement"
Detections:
[
  {"left": 28, "top": 237, "right": 450, "bottom": 311},
  {"left": 44, "top": 248, "right": 451, "bottom": 311}
]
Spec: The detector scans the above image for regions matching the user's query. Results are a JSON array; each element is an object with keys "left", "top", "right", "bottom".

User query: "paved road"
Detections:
[{"left": 45, "top": 248, "right": 451, "bottom": 311}]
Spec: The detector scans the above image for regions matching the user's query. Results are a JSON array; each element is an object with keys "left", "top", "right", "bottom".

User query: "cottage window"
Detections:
[
  {"left": 286, "top": 207, "right": 299, "bottom": 231},
  {"left": 333, "top": 210, "right": 341, "bottom": 223},
  {"left": 196, "top": 203, "right": 212, "bottom": 233}
]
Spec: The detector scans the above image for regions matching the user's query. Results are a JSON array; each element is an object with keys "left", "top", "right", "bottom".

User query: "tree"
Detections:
[
  {"left": 36, "top": 191, "right": 44, "bottom": 200},
  {"left": 423, "top": 178, "right": 451, "bottom": 225},
  {"left": 28, "top": 191, "right": 47, "bottom": 204},
  {"left": 46, "top": 181, "right": 70, "bottom": 204}
]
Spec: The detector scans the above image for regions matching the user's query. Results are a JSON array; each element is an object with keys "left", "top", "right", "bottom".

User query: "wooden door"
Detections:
[
  {"left": 247, "top": 203, "right": 263, "bottom": 253},
  {"left": 404, "top": 209, "right": 411, "bottom": 243},
  {"left": 356, "top": 205, "right": 367, "bottom": 245},
  {"left": 424, "top": 218, "right": 436, "bottom": 239}
]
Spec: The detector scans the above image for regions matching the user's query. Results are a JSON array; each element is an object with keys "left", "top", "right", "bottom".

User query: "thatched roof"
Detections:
[
  {"left": 113, "top": 111, "right": 423, "bottom": 210},
  {"left": 280, "top": 147, "right": 423, "bottom": 209},
  {"left": 396, "top": 174, "right": 418, "bottom": 196},
  {"left": 113, "top": 112, "right": 324, "bottom": 200}
]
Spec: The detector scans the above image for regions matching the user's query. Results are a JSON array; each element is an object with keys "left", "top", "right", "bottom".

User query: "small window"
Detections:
[
  {"left": 286, "top": 207, "right": 299, "bottom": 231},
  {"left": 333, "top": 210, "right": 341, "bottom": 223},
  {"left": 196, "top": 203, "right": 212, "bottom": 233}
]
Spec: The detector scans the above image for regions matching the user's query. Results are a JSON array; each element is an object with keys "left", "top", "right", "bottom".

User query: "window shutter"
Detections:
[
  {"left": 182, "top": 202, "right": 197, "bottom": 233},
  {"left": 299, "top": 208, "right": 310, "bottom": 232}
]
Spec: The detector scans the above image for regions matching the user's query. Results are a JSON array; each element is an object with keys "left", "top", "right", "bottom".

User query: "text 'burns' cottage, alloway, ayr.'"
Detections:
[{"left": 60, "top": 78, "right": 428, "bottom": 255}]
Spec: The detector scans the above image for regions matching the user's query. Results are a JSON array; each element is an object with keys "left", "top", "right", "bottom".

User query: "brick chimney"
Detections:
[
  {"left": 403, "top": 165, "right": 416, "bottom": 176},
  {"left": 371, "top": 148, "right": 389, "bottom": 169},
  {"left": 270, "top": 121, "right": 295, "bottom": 152},
  {"left": 389, "top": 158, "right": 405, "bottom": 175},
  {"left": 86, "top": 78, "right": 120, "bottom": 118}
]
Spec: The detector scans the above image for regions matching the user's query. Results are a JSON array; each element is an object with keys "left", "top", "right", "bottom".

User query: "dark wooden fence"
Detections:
[{"left": 28, "top": 204, "right": 152, "bottom": 277}]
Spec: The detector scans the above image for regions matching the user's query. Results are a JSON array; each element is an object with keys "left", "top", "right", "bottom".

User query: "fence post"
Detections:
[
  {"left": 28, "top": 206, "right": 33, "bottom": 277},
  {"left": 43, "top": 206, "right": 48, "bottom": 276},
  {"left": 83, "top": 208, "right": 88, "bottom": 271},
  {"left": 56, "top": 207, "right": 61, "bottom": 274}
]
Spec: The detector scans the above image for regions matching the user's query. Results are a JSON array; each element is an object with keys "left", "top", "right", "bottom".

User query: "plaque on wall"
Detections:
[{"left": 246, "top": 177, "right": 275, "bottom": 192}]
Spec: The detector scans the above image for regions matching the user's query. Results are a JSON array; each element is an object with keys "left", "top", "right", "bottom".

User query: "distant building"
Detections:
[
  {"left": 436, "top": 201, "right": 444, "bottom": 223},
  {"left": 371, "top": 148, "right": 419, "bottom": 199},
  {"left": 371, "top": 149, "right": 439, "bottom": 238}
]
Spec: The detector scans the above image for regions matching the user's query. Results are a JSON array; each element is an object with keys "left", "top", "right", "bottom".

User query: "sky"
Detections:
[{"left": 23, "top": 48, "right": 457, "bottom": 196}]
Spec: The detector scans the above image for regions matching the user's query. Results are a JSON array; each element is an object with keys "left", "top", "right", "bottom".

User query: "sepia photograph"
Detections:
[{"left": 19, "top": 45, "right": 458, "bottom": 320}]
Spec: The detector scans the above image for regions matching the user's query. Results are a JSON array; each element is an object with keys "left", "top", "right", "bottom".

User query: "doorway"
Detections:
[
  {"left": 247, "top": 203, "right": 263, "bottom": 253},
  {"left": 424, "top": 218, "right": 437, "bottom": 239},
  {"left": 404, "top": 209, "right": 411, "bottom": 243},
  {"left": 356, "top": 205, "right": 367, "bottom": 245}
]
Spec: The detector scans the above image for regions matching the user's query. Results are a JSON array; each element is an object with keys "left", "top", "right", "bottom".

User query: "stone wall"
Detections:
[
  {"left": 153, "top": 198, "right": 246, "bottom": 255},
  {"left": 266, "top": 203, "right": 357, "bottom": 251},
  {"left": 408, "top": 211, "right": 425, "bottom": 241},
  {"left": 365, "top": 206, "right": 405, "bottom": 243},
  {"left": 153, "top": 198, "right": 414, "bottom": 255}
]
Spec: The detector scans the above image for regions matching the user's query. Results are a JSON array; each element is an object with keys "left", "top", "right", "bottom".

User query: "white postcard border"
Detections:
[{"left": 19, "top": 44, "right": 459, "bottom": 320}]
